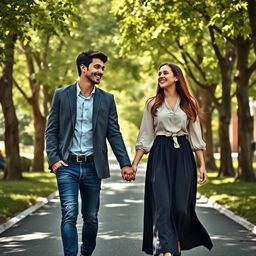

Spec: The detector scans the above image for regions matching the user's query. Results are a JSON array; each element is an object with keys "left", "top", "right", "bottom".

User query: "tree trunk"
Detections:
[
  {"left": 218, "top": 109, "right": 234, "bottom": 177},
  {"left": 32, "top": 99, "right": 46, "bottom": 172},
  {"left": 22, "top": 44, "right": 47, "bottom": 172},
  {"left": 199, "top": 88, "right": 217, "bottom": 170},
  {"left": 235, "top": 37, "right": 255, "bottom": 181},
  {"left": 193, "top": 40, "right": 217, "bottom": 170},
  {"left": 217, "top": 55, "right": 235, "bottom": 177},
  {"left": 208, "top": 27, "right": 235, "bottom": 177},
  {"left": 0, "top": 34, "right": 22, "bottom": 180}
]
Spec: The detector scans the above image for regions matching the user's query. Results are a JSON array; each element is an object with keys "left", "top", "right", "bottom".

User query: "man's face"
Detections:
[{"left": 81, "top": 58, "right": 105, "bottom": 85}]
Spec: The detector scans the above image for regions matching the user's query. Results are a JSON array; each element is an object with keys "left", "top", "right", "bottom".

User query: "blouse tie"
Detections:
[{"left": 165, "top": 132, "right": 180, "bottom": 148}]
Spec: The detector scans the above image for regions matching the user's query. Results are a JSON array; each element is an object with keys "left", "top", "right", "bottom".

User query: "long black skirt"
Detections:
[{"left": 142, "top": 136, "right": 213, "bottom": 255}]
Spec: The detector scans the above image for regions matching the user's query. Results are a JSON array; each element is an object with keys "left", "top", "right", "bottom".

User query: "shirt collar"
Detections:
[{"left": 76, "top": 82, "right": 95, "bottom": 97}]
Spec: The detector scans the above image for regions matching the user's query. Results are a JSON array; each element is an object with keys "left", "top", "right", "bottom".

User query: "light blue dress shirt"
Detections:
[{"left": 69, "top": 83, "right": 95, "bottom": 156}]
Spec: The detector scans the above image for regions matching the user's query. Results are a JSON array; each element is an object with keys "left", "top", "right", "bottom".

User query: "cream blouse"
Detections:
[{"left": 135, "top": 97, "right": 206, "bottom": 153}]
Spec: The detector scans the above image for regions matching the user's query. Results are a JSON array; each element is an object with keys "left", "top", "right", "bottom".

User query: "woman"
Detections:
[{"left": 132, "top": 63, "right": 213, "bottom": 256}]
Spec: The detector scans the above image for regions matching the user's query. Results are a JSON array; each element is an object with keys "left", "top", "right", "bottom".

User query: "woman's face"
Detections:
[{"left": 158, "top": 65, "right": 178, "bottom": 89}]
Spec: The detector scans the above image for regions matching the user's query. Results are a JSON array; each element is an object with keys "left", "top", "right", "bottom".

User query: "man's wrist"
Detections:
[{"left": 121, "top": 165, "right": 132, "bottom": 169}]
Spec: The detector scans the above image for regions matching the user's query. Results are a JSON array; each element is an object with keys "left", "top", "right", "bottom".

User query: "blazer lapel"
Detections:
[
  {"left": 93, "top": 87, "right": 102, "bottom": 129},
  {"left": 68, "top": 83, "right": 77, "bottom": 129}
]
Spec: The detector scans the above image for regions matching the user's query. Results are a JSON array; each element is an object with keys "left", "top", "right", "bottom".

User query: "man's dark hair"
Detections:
[{"left": 76, "top": 50, "right": 108, "bottom": 76}]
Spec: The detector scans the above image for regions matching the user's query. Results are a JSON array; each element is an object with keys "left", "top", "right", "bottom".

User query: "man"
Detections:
[{"left": 45, "top": 50, "right": 134, "bottom": 256}]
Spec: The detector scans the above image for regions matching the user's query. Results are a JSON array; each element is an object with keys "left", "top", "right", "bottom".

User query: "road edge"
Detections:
[
  {"left": 197, "top": 192, "right": 256, "bottom": 235},
  {"left": 0, "top": 190, "right": 59, "bottom": 234}
]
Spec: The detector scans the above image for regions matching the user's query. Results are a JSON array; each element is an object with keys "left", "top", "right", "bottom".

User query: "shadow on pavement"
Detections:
[{"left": 0, "top": 162, "right": 255, "bottom": 256}]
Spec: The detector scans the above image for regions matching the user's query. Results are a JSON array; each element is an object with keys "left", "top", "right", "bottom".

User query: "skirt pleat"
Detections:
[{"left": 142, "top": 136, "right": 213, "bottom": 255}]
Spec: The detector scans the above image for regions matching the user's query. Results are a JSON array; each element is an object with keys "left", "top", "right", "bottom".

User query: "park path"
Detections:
[{"left": 0, "top": 157, "right": 255, "bottom": 256}]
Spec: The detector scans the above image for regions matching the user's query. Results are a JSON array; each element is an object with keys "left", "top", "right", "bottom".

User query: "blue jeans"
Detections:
[{"left": 56, "top": 161, "right": 101, "bottom": 256}]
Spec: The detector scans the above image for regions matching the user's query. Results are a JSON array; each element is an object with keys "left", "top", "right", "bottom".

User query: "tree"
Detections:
[
  {"left": 0, "top": 0, "right": 77, "bottom": 178},
  {"left": 112, "top": 0, "right": 236, "bottom": 176},
  {"left": 234, "top": 0, "right": 256, "bottom": 181},
  {"left": 0, "top": 0, "right": 39, "bottom": 179},
  {"left": 0, "top": 33, "right": 21, "bottom": 179},
  {"left": 188, "top": 0, "right": 256, "bottom": 181},
  {"left": 14, "top": 0, "right": 78, "bottom": 172}
]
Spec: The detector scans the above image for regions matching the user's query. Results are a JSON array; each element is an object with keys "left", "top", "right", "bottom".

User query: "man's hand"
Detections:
[
  {"left": 51, "top": 160, "right": 68, "bottom": 172},
  {"left": 121, "top": 166, "right": 136, "bottom": 181}
]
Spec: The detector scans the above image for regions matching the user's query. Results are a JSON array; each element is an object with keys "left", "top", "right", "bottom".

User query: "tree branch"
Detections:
[
  {"left": 157, "top": 42, "right": 184, "bottom": 65},
  {"left": 176, "top": 40, "right": 207, "bottom": 82},
  {"left": 248, "top": 60, "right": 256, "bottom": 75},
  {"left": 21, "top": 42, "right": 36, "bottom": 91},
  {"left": 12, "top": 77, "right": 32, "bottom": 104},
  {"left": 181, "top": 51, "right": 205, "bottom": 87},
  {"left": 208, "top": 26, "right": 224, "bottom": 62},
  {"left": 42, "top": 35, "right": 50, "bottom": 68},
  {"left": 180, "top": 49, "right": 221, "bottom": 107},
  {"left": 33, "top": 52, "right": 41, "bottom": 68},
  {"left": 183, "top": 0, "right": 235, "bottom": 44}
]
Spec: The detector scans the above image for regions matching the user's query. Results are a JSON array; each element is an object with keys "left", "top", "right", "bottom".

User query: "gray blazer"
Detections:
[{"left": 45, "top": 83, "right": 131, "bottom": 179}]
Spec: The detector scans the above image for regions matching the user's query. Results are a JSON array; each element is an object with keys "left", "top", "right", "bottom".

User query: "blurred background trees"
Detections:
[{"left": 0, "top": 0, "right": 255, "bottom": 181}]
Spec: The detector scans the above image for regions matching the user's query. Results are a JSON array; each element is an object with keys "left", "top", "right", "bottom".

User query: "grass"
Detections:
[
  {"left": 198, "top": 170, "right": 256, "bottom": 224},
  {"left": 0, "top": 172, "right": 57, "bottom": 224},
  {"left": 197, "top": 159, "right": 256, "bottom": 225}
]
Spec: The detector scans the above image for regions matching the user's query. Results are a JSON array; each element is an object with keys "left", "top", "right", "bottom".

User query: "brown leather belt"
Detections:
[{"left": 68, "top": 154, "right": 94, "bottom": 163}]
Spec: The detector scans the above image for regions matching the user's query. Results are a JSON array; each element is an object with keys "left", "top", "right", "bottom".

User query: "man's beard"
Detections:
[{"left": 86, "top": 73, "right": 101, "bottom": 85}]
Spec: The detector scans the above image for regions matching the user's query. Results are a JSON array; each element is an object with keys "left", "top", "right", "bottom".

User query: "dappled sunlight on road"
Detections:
[
  {"left": 0, "top": 232, "right": 52, "bottom": 242},
  {"left": 97, "top": 230, "right": 142, "bottom": 240},
  {"left": 124, "top": 199, "right": 143, "bottom": 203},
  {"left": 0, "top": 231, "right": 61, "bottom": 255},
  {"left": 104, "top": 203, "right": 129, "bottom": 207}
]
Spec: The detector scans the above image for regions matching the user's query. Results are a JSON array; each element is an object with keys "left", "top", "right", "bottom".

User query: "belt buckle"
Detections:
[{"left": 76, "top": 155, "right": 85, "bottom": 162}]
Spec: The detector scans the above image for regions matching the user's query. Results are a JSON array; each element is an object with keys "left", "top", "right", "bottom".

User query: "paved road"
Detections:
[{"left": 0, "top": 158, "right": 256, "bottom": 256}]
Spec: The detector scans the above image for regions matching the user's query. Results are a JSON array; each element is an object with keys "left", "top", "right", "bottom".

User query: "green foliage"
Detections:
[
  {"left": 0, "top": 0, "right": 78, "bottom": 63},
  {"left": 3, "top": 0, "right": 255, "bottom": 153},
  {"left": 111, "top": 0, "right": 256, "bottom": 120},
  {"left": 206, "top": 0, "right": 250, "bottom": 38},
  {"left": 112, "top": 0, "right": 225, "bottom": 103},
  {"left": 5, "top": 0, "right": 151, "bottom": 148},
  {"left": 0, "top": 0, "right": 37, "bottom": 37}
]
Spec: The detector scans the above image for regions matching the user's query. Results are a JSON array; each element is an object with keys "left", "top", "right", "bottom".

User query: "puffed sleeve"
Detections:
[
  {"left": 188, "top": 116, "right": 206, "bottom": 151},
  {"left": 135, "top": 100, "right": 155, "bottom": 154}
]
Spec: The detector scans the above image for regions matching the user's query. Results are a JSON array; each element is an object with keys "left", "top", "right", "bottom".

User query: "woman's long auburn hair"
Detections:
[{"left": 149, "top": 63, "right": 198, "bottom": 122}]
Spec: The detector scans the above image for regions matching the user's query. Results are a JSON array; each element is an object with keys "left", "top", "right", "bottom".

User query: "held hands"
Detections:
[
  {"left": 51, "top": 160, "right": 68, "bottom": 172},
  {"left": 123, "top": 149, "right": 143, "bottom": 182},
  {"left": 197, "top": 166, "right": 208, "bottom": 184},
  {"left": 121, "top": 166, "right": 136, "bottom": 181}
]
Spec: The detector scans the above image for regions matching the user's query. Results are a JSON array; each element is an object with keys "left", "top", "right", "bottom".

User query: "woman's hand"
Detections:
[
  {"left": 197, "top": 166, "right": 207, "bottom": 184},
  {"left": 132, "top": 162, "right": 138, "bottom": 178},
  {"left": 131, "top": 148, "right": 145, "bottom": 180},
  {"left": 195, "top": 150, "right": 207, "bottom": 184}
]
